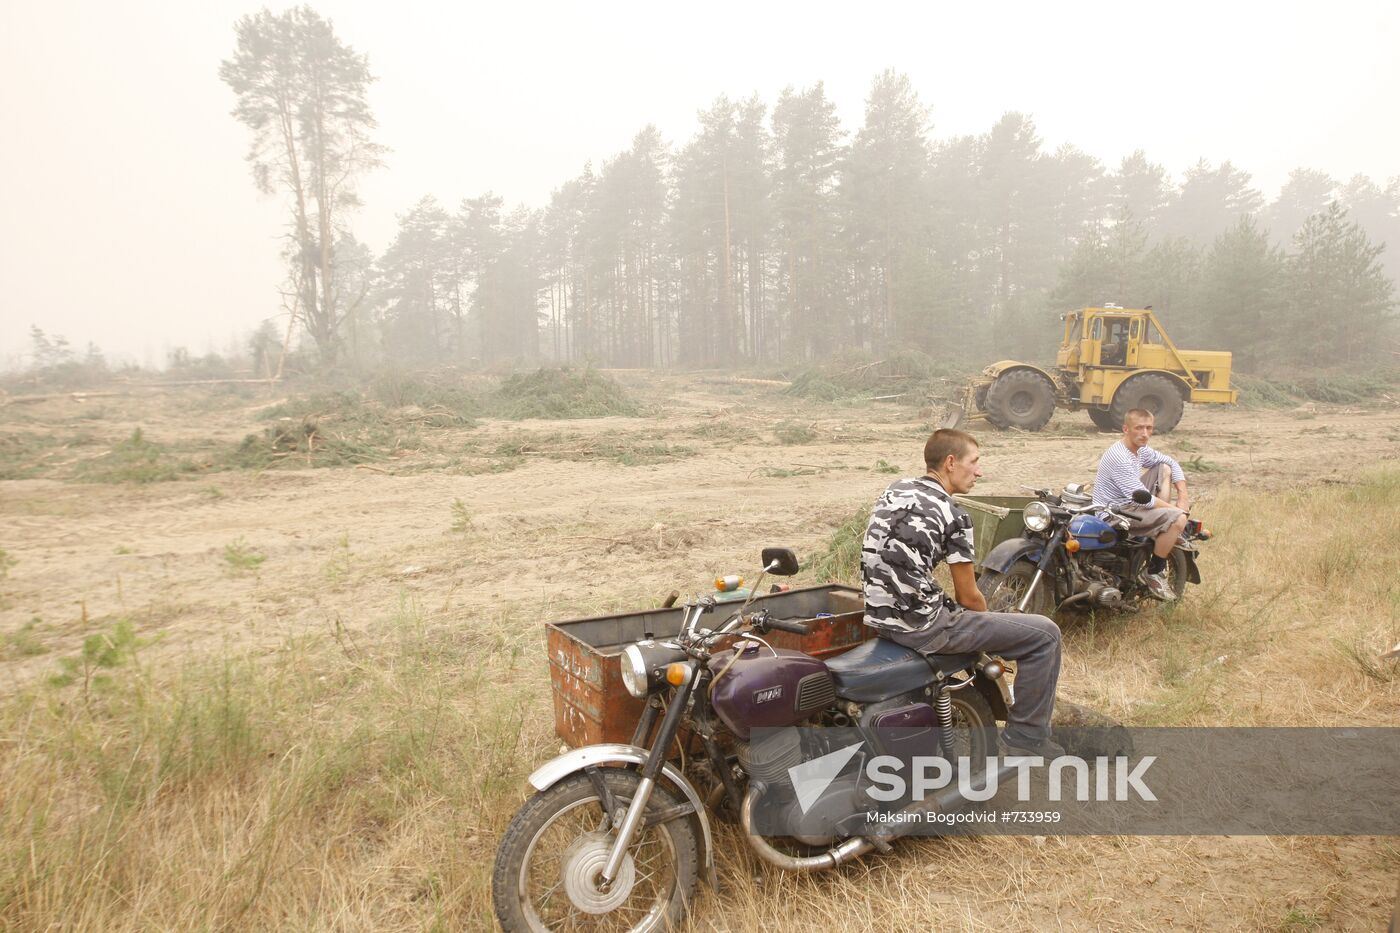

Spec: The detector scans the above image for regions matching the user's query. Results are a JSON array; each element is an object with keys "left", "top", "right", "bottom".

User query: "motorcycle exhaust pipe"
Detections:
[
  {"left": 740, "top": 786, "right": 875, "bottom": 872},
  {"left": 879, "top": 761, "right": 1022, "bottom": 843},
  {"left": 740, "top": 758, "right": 1020, "bottom": 868},
  {"left": 1056, "top": 591, "right": 1092, "bottom": 610}
]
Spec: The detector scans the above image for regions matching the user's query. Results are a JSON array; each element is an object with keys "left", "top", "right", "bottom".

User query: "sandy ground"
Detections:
[
  {"left": 3, "top": 373, "right": 1399, "bottom": 929},
  {"left": 4, "top": 375, "right": 1397, "bottom": 676}
]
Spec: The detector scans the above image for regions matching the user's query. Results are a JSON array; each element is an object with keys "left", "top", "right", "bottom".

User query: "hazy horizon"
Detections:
[{"left": 3, "top": 0, "right": 1397, "bottom": 367}]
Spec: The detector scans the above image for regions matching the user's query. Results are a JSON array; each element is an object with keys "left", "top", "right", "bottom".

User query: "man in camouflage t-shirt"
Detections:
[{"left": 862, "top": 429, "right": 1063, "bottom": 756}]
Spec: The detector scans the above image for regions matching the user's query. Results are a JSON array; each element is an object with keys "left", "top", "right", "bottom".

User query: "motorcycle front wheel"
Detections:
[
  {"left": 977, "top": 561, "right": 1054, "bottom": 616},
  {"left": 492, "top": 769, "right": 699, "bottom": 933},
  {"left": 1165, "top": 548, "right": 1190, "bottom": 599}
]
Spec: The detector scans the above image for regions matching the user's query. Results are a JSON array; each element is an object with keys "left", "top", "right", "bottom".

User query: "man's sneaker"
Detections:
[
  {"left": 1143, "top": 571, "right": 1176, "bottom": 602},
  {"left": 1000, "top": 734, "right": 1066, "bottom": 759}
]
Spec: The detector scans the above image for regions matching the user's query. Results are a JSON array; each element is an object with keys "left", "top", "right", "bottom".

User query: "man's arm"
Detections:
[
  {"left": 945, "top": 508, "right": 985, "bottom": 611},
  {"left": 1141, "top": 445, "right": 1189, "bottom": 510},
  {"left": 950, "top": 562, "right": 987, "bottom": 612},
  {"left": 1172, "top": 479, "right": 1190, "bottom": 513}
]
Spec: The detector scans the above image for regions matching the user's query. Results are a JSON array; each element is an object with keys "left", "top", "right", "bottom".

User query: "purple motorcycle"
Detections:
[{"left": 492, "top": 548, "right": 1009, "bottom": 932}]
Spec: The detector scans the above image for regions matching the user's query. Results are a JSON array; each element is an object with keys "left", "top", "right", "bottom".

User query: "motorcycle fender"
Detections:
[
  {"left": 975, "top": 676, "right": 1011, "bottom": 722},
  {"left": 1174, "top": 544, "right": 1201, "bottom": 585},
  {"left": 981, "top": 537, "right": 1044, "bottom": 575},
  {"left": 527, "top": 743, "right": 716, "bottom": 886}
]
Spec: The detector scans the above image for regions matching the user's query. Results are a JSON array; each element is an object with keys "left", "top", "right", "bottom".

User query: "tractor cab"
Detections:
[{"left": 1058, "top": 305, "right": 1157, "bottom": 371}]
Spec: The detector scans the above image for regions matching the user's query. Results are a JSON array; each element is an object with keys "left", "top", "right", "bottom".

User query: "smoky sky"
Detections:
[{"left": 2, "top": 0, "right": 1396, "bottom": 366}]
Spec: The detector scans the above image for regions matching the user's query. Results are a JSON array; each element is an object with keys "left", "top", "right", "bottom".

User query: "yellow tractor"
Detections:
[{"left": 965, "top": 305, "right": 1237, "bottom": 433}]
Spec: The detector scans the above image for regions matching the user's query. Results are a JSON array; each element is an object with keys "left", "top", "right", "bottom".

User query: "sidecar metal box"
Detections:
[
  {"left": 546, "top": 584, "right": 870, "bottom": 748},
  {"left": 955, "top": 494, "right": 1035, "bottom": 568}
]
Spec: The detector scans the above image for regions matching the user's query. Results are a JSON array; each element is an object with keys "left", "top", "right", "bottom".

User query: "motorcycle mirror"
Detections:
[
  {"left": 1132, "top": 489, "right": 1153, "bottom": 505},
  {"left": 760, "top": 547, "right": 800, "bottom": 577}
]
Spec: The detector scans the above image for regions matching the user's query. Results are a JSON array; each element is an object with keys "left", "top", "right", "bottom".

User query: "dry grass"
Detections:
[
  {"left": 1058, "top": 468, "right": 1400, "bottom": 729},
  {"left": 0, "top": 599, "right": 555, "bottom": 931},
  {"left": 1, "top": 432, "right": 1398, "bottom": 927}
]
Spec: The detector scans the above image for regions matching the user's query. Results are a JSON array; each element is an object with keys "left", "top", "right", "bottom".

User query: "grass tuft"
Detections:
[
  {"left": 449, "top": 498, "right": 473, "bottom": 533},
  {"left": 222, "top": 538, "right": 266, "bottom": 572},
  {"left": 773, "top": 420, "right": 818, "bottom": 445},
  {"left": 74, "top": 428, "right": 186, "bottom": 484}
]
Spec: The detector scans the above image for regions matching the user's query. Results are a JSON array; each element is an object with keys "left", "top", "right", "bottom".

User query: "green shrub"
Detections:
[
  {"left": 223, "top": 419, "right": 399, "bottom": 470},
  {"left": 805, "top": 505, "right": 871, "bottom": 583},
  {"left": 368, "top": 374, "right": 478, "bottom": 424},
  {"left": 1235, "top": 368, "right": 1400, "bottom": 408},
  {"left": 489, "top": 367, "right": 639, "bottom": 419},
  {"left": 50, "top": 619, "right": 142, "bottom": 689},
  {"left": 783, "top": 350, "right": 965, "bottom": 402}
]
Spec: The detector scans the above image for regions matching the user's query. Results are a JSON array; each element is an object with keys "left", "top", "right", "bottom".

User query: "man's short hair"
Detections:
[
  {"left": 924, "top": 428, "right": 978, "bottom": 469},
  {"left": 1124, "top": 408, "right": 1155, "bottom": 425}
]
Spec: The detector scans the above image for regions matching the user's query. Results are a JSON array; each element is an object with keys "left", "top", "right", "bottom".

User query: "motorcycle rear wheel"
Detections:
[
  {"left": 946, "top": 682, "right": 999, "bottom": 762},
  {"left": 977, "top": 561, "right": 1054, "bottom": 616},
  {"left": 492, "top": 769, "right": 699, "bottom": 933}
]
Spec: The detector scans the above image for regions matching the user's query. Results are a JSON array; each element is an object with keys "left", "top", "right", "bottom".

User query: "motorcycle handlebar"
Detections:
[{"left": 766, "top": 617, "right": 811, "bottom": 636}]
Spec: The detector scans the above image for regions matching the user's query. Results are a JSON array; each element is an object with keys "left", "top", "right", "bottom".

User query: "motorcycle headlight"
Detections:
[
  {"left": 1023, "top": 500, "right": 1053, "bottom": 533},
  {"left": 621, "top": 642, "right": 687, "bottom": 698}
]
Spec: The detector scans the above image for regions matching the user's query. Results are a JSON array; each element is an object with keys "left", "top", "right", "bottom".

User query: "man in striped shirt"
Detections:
[{"left": 1092, "top": 408, "right": 1191, "bottom": 600}]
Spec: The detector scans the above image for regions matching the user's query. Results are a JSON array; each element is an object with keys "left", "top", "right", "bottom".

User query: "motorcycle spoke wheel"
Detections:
[
  {"left": 977, "top": 562, "right": 1052, "bottom": 616},
  {"left": 1166, "top": 549, "right": 1190, "bottom": 599},
  {"left": 493, "top": 770, "right": 698, "bottom": 933}
]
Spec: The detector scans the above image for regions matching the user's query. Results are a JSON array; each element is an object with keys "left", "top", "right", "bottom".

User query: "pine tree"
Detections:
[
  {"left": 376, "top": 196, "right": 450, "bottom": 363},
  {"left": 1051, "top": 208, "right": 1148, "bottom": 311},
  {"left": 1285, "top": 202, "right": 1395, "bottom": 362},
  {"left": 926, "top": 135, "right": 985, "bottom": 357},
  {"left": 1266, "top": 168, "right": 1338, "bottom": 245},
  {"left": 772, "top": 83, "right": 846, "bottom": 358},
  {"left": 842, "top": 70, "right": 932, "bottom": 350},
  {"left": 975, "top": 112, "right": 1059, "bottom": 355},
  {"left": 1159, "top": 159, "right": 1263, "bottom": 245},
  {"left": 1112, "top": 151, "right": 1172, "bottom": 233},
  {"left": 1337, "top": 175, "right": 1400, "bottom": 288},
  {"left": 1138, "top": 237, "right": 1201, "bottom": 337},
  {"left": 221, "top": 7, "right": 384, "bottom": 365},
  {"left": 1194, "top": 216, "right": 1283, "bottom": 365}
]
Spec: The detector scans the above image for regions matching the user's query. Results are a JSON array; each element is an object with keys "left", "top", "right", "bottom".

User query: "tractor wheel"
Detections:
[
  {"left": 1110, "top": 374, "right": 1186, "bottom": 434},
  {"left": 973, "top": 383, "right": 990, "bottom": 412},
  {"left": 1087, "top": 407, "right": 1120, "bottom": 432},
  {"left": 985, "top": 370, "right": 1056, "bottom": 432}
]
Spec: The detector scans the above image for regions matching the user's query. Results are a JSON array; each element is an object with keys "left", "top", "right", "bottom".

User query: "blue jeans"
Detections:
[{"left": 885, "top": 609, "right": 1062, "bottom": 744}]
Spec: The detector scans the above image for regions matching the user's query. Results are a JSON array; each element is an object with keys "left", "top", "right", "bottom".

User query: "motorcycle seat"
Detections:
[{"left": 824, "top": 637, "right": 979, "bottom": 703}]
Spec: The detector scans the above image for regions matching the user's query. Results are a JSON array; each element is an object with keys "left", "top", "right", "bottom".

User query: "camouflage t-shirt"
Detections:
[{"left": 861, "top": 476, "right": 976, "bottom": 634}]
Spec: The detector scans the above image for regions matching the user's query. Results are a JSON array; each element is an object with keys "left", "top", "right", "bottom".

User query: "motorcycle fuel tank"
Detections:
[
  {"left": 1069, "top": 513, "right": 1118, "bottom": 551},
  {"left": 708, "top": 644, "right": 836, "bottom": 739}
]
